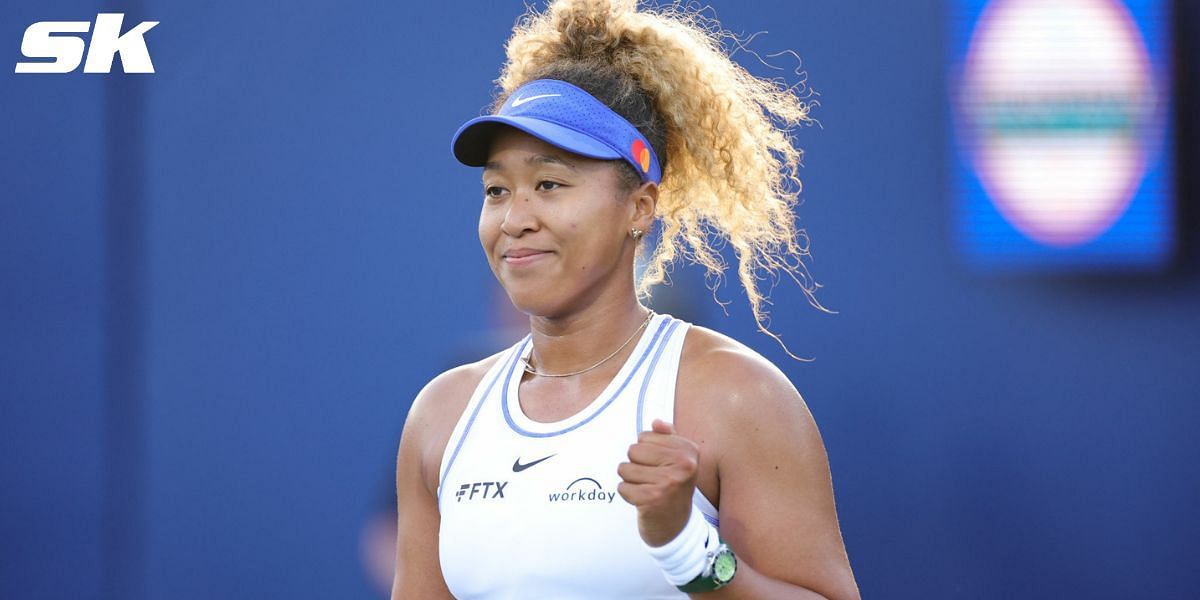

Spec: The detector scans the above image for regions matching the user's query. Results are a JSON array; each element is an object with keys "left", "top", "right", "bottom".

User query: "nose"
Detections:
[{"left": 500, "top": 190, "right": 539, "bottom": 237}]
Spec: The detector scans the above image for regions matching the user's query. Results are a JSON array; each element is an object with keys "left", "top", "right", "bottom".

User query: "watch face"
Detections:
[{"left": 713, "top": 549, "right": 737, "bottom": 583}]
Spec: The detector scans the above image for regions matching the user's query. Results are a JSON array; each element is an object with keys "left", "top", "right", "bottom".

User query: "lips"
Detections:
[
  {"left": 502, "top": 247, "right": 552, "bottom": 266},
  {"left": 504, "top": 248, "right": 549, "bottom": 259}
]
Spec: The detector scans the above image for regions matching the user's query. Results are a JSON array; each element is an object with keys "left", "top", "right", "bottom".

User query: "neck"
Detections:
[{"left": 526, "top": 297, "right": 652, "bottom": 377}]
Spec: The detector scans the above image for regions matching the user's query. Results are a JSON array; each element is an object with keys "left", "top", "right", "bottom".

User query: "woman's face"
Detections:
[{"left": 478, "top": 127, "right": 650, "bottom": 317}]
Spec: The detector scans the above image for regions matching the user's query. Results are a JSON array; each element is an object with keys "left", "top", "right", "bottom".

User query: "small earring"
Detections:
[{"left": 630, "top": 228, "right": 644, "bottom": 240}]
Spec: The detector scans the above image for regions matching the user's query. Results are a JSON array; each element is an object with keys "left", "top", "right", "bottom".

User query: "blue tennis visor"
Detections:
[{"left": 451, "top": 79, "right": 663, "bottom": 184}]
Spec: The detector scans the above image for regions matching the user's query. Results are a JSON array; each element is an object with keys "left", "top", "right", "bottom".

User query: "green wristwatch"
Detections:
[{"left": 677, "top": 540, "right": 737, "bottom": 593}]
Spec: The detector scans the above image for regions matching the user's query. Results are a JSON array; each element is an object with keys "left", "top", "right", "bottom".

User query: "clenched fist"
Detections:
[{"left": 617, "top": 419, "right": 701, "bottom": 547}]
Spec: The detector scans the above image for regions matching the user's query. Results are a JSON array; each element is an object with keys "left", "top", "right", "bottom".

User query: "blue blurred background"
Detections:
[{"left": 2, "top": 1, "right": 1197, "bottom": 598}]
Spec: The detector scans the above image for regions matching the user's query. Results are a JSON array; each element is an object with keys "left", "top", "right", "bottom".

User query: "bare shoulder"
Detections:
[
  {"left": 675, "top": 325, "right": 824, "bottom": 474},
  {"left": 676, "top": 326, "right": 858, "bottom": 598},
  {"left": 676, "top": 325, "right": 813, "bottom": 434},
  {"left": 402, "top": 349, "right": 508, "bottom": 495}
]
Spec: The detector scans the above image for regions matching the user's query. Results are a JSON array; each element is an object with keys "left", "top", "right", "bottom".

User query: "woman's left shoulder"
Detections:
[
  {"left": 674, "top": 325, "right": 815, "bottom": 438},
  {"left": 673, "top": 331, "right": 856, "bottom": 599}
]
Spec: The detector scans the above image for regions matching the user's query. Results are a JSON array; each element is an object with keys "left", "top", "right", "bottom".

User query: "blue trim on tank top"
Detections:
[
  {"left": 635, "top": 319, "right": 682, "bottom": 433},
  {"left": 501, "top": 316, "right": 673, "bottom": 438},
  {"left": 634, "top": 320, "right": 721, "bottom": 528},
  {"left": 437, "top": 342, "right": 526, "bottom": 504}
]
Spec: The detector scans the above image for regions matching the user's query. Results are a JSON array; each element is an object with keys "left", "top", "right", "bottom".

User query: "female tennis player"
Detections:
[{"left": 393, "top": 1, "right": 857, "bottom": 597}]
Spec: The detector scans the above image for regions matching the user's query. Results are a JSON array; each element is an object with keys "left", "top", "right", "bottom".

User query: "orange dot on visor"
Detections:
[{"left": 631, "top": 139, "right": 651, "bottom": 173}]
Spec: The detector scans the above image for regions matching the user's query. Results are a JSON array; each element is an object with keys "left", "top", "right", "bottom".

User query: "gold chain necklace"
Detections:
[{"left": 523, "top": 310, "right": 655, "bottom": 378}]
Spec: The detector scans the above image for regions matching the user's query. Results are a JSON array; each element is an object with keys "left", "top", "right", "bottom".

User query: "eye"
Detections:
[
  {"left": 536, "top": 180, "right": 563, "bottom": 192},
  {"left": 484, "top": 185, "right": 506, "bottom": 199}
]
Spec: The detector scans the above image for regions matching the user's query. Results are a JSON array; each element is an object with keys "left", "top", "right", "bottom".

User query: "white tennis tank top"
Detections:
[{"left": 437, "top": 313, "right": 720, "bottom": 599}]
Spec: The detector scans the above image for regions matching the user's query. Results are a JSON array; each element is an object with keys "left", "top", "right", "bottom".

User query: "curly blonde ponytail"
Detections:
[{"left": 495, "top": 0, "right": 831, "bottom": 353}]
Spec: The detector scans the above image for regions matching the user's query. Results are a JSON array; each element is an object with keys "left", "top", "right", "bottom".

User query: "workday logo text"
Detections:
[
  {"left": 15, "top": 13, "right": 158, "bottom": 74},
  {"left": 548, "top": 477, "right": 616, "bottom": 504}
]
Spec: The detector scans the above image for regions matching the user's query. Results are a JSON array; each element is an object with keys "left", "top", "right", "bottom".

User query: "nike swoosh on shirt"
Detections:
[
  {"left": 511, "top": 93, "right": 561, "bottom": 107},
  {"left": 512, "top": 454, "right": 556, "bottom": 472}
]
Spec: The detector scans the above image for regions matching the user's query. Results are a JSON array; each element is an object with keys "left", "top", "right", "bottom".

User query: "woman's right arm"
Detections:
[{"left": 391, "top": 363, "right": 489, "bottom": 600}]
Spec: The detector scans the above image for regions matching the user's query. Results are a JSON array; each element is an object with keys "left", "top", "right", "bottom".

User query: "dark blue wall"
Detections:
[
  {"left": 3, "top": 1, "right": 1197, "bottom": 598},
  {"left": 2, "top": 1, "right": 107, "bottom": 598}
]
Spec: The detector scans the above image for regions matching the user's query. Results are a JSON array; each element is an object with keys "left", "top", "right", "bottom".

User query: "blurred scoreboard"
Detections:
[{"left": 949, "top": 0, "right": 1175, "bottom": 270}]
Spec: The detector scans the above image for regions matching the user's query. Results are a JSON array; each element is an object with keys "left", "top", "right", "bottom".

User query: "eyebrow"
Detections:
[{"left": 483, "top": 153, "right": 578, "bottom": 172}]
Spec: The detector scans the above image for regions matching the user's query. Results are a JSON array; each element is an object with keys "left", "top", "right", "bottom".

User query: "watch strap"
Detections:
[{"left": 676, "top": 542, "right": 736, "bottom": 593}]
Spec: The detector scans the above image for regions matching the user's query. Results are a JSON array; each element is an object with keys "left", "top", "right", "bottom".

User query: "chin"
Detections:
[{"left": 502, "top": 284, "right": 570, "bottom": 318}]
